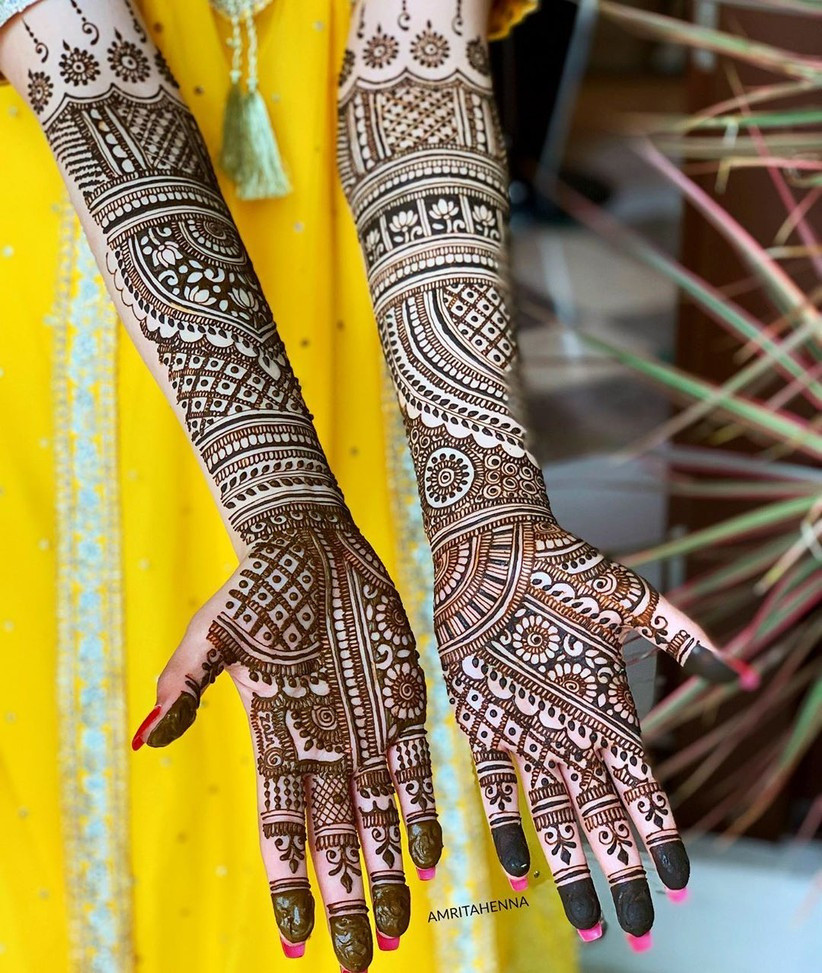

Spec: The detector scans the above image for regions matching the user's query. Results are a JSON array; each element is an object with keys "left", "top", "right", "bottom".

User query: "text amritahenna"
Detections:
[{"left": 428, "top": 896, "right": 529, "bottom": 922}]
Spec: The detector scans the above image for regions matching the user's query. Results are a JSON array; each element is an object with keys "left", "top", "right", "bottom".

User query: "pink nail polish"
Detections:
[
  {"left": 626, "top": 932, "right": 653, "bottom": 953},
  {"left": 509, "top": 876, "right": 528, "bottom": 892},
  {"left": 280, "top": 938, "right": 305, "bottom": 959},
  {"left": 417, "top": 867, "right": 436, "bottom": 881},
  {"left": 666, "top": 887, "right": 689, "bottom": 904},
  {"left": 727, "top": 658, "right": 760, "bottom": 692},
  {"left": 376, "top": 932, "right": 400, "bottom": 951},
  {"left": 577, "top": 922, "right": 603, "bottom": 943}
]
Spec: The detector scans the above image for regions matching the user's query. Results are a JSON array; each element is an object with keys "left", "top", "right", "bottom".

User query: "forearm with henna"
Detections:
[
  {"left": 339, "top": 0, "right": 755, "bottom": 943},
  {"left": 0, "top": 2, "right": 440, "bottom": 968}
]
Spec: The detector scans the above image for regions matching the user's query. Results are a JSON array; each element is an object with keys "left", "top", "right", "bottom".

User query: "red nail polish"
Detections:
[
  {"left": 417, "top": 867, "right": 436, "bottom": 881},
  {"left": 509, "top": 876, "right": 528, "bottom": 892},
  {"left": 131, "top": 705, "right": 161, "bottom": 751},
  {"left": 280, "top": 938, "right": 305, "bottom": 959},
  {"left": 376, "top": 932, "right": 400, "bottom": 951},
  {"left": 577, "top": 922, "right": 603, "bottom": 942},
  {"left": 666, "top": 887, "right": 689, "bottom": 904},
  {"left": 626, "top": 932, "right": 652, "bottom": 953}
]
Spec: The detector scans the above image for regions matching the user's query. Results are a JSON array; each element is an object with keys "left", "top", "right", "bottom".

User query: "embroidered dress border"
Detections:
[{"left": 51, "top": 203, "right": 132, "bottom": 973}]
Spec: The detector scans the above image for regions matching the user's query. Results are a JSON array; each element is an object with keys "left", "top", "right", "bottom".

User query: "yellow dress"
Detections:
[{"left": 0, "top": 1, "right": 574, "bottom": 970}]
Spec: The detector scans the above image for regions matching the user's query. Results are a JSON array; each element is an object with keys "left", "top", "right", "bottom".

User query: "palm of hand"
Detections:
[
  {"left": 434, "top": 518, "right": 691, "bottom": 935},
  {"left": 141, "top": 510, "right": 440, "bottom": 972}
]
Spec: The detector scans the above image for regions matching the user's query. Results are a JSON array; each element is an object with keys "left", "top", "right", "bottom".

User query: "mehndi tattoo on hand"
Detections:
[
  {"left": 159, "top": 509, "right": 438, "bottom": 969},
  {"left": 2, "top": 2, "right": 441, "bottom": 967},
  {"left": 339, "top": 0, "right": 752, "bottom": 944}
]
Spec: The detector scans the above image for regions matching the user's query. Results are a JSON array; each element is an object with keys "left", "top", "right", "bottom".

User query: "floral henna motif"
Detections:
[
  {"left": 107, "top": 29, "right": 150, "bottom": 83},
  {"left": 363, "top": 24, "right": 399, "bottom": 70},
  {"left": 58, "top": 40, "right": 99, "bottom": 86},
  {"left": 410, "top": 22, "right": 450, "bottom": 69}
]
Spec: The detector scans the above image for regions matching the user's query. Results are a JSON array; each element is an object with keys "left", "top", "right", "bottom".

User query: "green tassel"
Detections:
[
  {"left": 234, "top": 84, "right": 291, "bottom": 201},
  {"left": 218, "top": 81, "right": 246, "bottom": 182}
]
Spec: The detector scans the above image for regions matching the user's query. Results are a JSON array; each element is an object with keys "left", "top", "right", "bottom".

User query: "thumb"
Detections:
[
  {"left": 631, "top": 588, "right": 760, "bottom": 691},
  {"left": 132, "top": 616, "right": 224, "bottom": 750}
]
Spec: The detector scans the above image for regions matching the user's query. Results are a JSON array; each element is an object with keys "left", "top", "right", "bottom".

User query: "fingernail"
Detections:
[
  {"left": 341, "top": 969, "right": 367, "bottom": 973},
  {"left": 626, "top": 932, "right": 653, "bottom": 953},
  {"left": 376, "top": 932, "right": 400, "bottom": 951},
  {"left": 734, "top": 661, "right": 761, "bottom": 692},
  {"left": 723, "top": 656, "right": 760, "bottom": 691},
  {"left": 509, "top": 876, "right": 528, "bottom": 892},
  {"left": 666, "top": 887, "right": 689, "bottom": 904},
  {"left": 577, "top": 922, "right": 603, "bottom": 943},
  {"left": 417, "top": 867, "right": 436, "bottom": 882},
  {"left": 281, "top": 938, "right": 306, "bottom": 959},
  {"left": 131, "top": 705, "right": 161, "bottom": 751}
]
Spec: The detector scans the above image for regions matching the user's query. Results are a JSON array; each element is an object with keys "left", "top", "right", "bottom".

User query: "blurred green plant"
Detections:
[{"left": 560, "top": 0, "right": 821, "bottom": 836}]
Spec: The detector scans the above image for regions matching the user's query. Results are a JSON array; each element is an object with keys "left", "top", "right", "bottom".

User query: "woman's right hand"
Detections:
[{"left": 132, "top": 508, "right": 442, "bottom": 972}]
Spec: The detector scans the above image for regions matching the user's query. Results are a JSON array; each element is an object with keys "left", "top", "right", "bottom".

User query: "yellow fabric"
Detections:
[{"left": 0, "top": 1, "right": 574, "bottom": 972}]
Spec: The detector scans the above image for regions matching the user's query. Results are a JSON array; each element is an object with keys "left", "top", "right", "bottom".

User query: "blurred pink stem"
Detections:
[{"left": 639, "top": 140, "right": 820, "bottom": 326}]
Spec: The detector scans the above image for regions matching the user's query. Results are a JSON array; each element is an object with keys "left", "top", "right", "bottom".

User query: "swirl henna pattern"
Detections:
[
  {"left": 0, "top": 2, "right": 441, "bottom": 968},
  {"left": 339, "top": 1, "right": 752, "bottom": 943}
]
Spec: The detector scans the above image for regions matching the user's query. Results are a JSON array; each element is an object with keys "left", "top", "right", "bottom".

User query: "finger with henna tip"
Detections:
[
  {"left": 305, "top": 772, "right": 372, "bottom": 973},
  {"left": 635, "top": 593, "right": 758, "bottom": 690},
  {"left": 561, "top": 758, "right": 653, "bottom": 937},
  {"left": 601, "top": 747, "right": 690, "bottom": 893},
  {"left": 255, "top": 767, "right": 314, "bottom": 951},
  {"left": 146, "top": 692, "right": 199, "bottom": 747},
  {"left": 611, "top": 878, "right": 655, "bottom": 939},
  {"left": 513, "top": 752, "right": 602, "bottom": 931},
  {"left": 352, "top": 762, "right": 410, "bottom": 940},
  {"left": 144, "top": 623, "right": 224, "bottom": 747},
  {"left": 387, "top": 731, "right": 443, "bottom": 875},
  {"left": 683, "top": 645, "right": 760, "bottom": 691},
  {"left": 473, "top": 748, "right": 531, "bottom": 881}
]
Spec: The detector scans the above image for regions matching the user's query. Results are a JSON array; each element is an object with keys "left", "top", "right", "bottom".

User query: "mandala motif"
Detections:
[
  {"left": 363, "top": 25, "right": 399, "bottom": 69},
  {"left": 410, "top": 22, "right": 450, "bottom": 68},
  {"left": 58, "top": 41, "right": 100, "bottom": 86},
  {"left": 26, "top": 70, "right": 53, "bottom": 115},
  {"left": 107, "top": 30, "right": 150, "bottom": 83},
  {"left": 423, "top": 447, "right": 475, "bottom": 508},
  {"left": 511, "top": 614, "right": 561, "bottom": 666},
  {"left": 383, "top": 662, "right": 426, "bottom": 721}
]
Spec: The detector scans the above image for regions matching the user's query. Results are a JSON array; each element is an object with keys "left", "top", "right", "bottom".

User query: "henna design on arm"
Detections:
[
  {"left": 338, "top": 0, "right": 745, "bottom": 942},
  {"left": 0, "top": 2, "right": 441, "bottom": 967}
]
